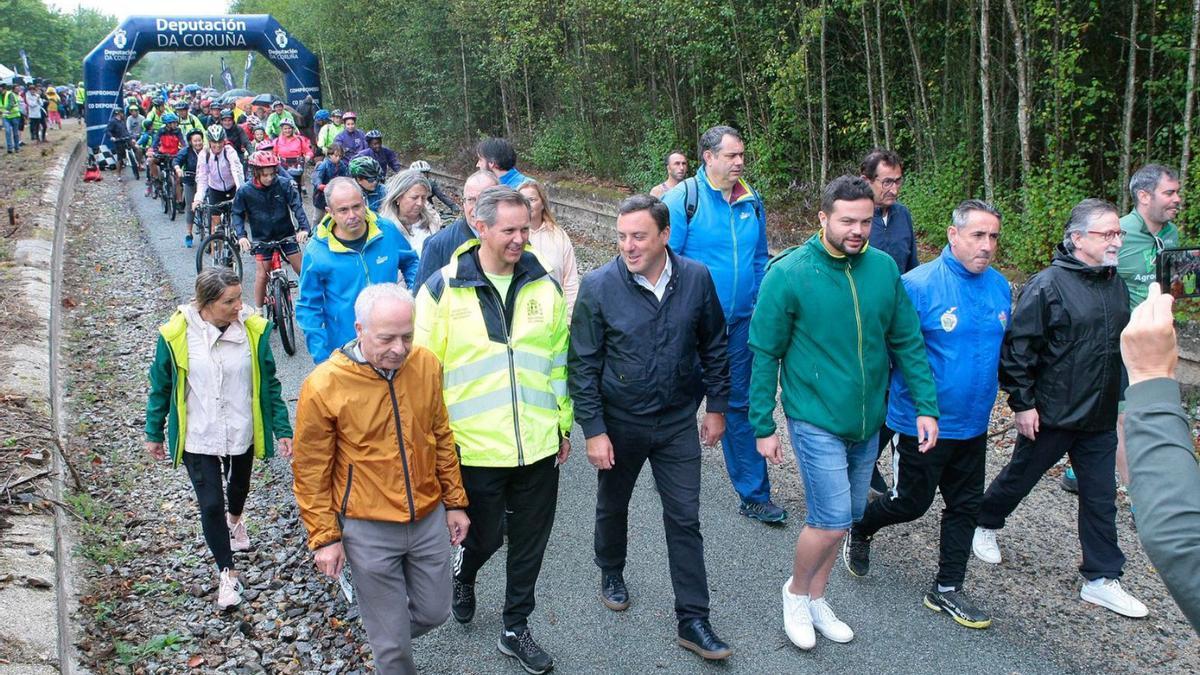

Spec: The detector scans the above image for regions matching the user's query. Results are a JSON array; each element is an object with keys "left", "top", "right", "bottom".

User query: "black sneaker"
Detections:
[
  {"left": 677, "top": 618, "right": 732, "bottom": 660},
  {"left": 739, "top": 500, "right": 788, "bottom": 524},
  {"left": 1060, "top": 467, "right": 1079, "bottom": 493},
  {"left": 452, "top": 577, "right": 475, "bottom": 624},
  {"left": 497, "top": 626, "right": 554, "bottom": 674},
  {"left": 923, "top": 586, "right": 992, "bottom": 629},
  {"left": 843, "top": 529, "right": 872, "bottom": 577},
  {"left": 601, "top": 572, "right": 630, "bottom": 611}
]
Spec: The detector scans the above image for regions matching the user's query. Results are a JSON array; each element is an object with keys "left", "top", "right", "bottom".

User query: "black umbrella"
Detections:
[
  {"left": 217, "top": 88, "right": 253, "bottom": 104},
  {"left": 251, "top": 93, "right": 277, "bottom": 107}
]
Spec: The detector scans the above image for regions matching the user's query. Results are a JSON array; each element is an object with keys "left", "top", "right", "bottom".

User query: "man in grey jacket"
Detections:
[{"left": 1122, "top": 281, "right": 1200, "bottom": 634}]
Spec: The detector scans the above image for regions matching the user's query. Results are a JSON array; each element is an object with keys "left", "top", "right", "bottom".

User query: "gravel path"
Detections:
[{"left": 57, "top": 174, "right": 1196, "bottom": 673}]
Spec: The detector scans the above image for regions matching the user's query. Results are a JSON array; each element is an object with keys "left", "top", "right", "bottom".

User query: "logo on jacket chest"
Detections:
[
  {"left": 526, "top": 298, "right": 544, "bottom": 324},
  {"left": 998, "top": 311, "right": 1008, "bottom": 329},
  {"left": 940, "top": 307, "right": 958, "bottom": 332}
]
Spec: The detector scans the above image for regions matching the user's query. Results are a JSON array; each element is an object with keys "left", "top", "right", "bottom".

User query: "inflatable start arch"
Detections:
[{"left": 83, "top": 14, "right": 321, "bottom": 165}]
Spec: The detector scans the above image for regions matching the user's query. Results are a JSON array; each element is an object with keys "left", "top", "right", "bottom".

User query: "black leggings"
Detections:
[{"left": 182, "top": 450, "right": 253, "bottom": 571}]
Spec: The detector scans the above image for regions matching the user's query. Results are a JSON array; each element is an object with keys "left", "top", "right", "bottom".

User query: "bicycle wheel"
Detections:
[
  {"left": 166, "top": 181, "right": 177, "bottom": 221},
  {"left": 272, "top": 277, "right": 297, "bottom": 356},
  {"left": 196, "top": 234, "right": 244, "bottom": 280},
  {"left": 160, "top": 178, "right": 169, "bottom": 214},
  {"left": 128, "top": 149, "right": 140, "bottom": 180}
]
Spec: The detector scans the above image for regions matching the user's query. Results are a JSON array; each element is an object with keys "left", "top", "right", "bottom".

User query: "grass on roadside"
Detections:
[
  {"left": 67, "top": 490, "right": 136, "bottom": 565},
  {"left": 114, "top": 631, "right": 189, "bottom": 666}
]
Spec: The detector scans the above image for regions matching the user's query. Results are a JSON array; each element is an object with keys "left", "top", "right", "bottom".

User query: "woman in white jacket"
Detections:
[
  {"left": 380, "top": 169, "right": 442, "bottom": 256},
  {"left": 519, "top": 179, "right": 579, "bottom": 320}
]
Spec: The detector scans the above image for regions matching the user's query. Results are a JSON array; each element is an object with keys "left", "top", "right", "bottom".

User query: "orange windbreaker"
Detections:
[{"left": 292, "top": 344, "right": 468, "bottom": 550}]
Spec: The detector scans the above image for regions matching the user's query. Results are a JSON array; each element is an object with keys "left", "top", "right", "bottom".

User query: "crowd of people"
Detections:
[
  {"left": 141, "top": 108, "right": 1199, "bottom": 675},
  {"left": 1, "top": 79, "right": 84, "bottom": 153}
]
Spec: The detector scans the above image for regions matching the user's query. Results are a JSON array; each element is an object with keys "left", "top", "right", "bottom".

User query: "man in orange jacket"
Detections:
[{"left": 293, "top": 283, "right": 470, "bottom": 674}]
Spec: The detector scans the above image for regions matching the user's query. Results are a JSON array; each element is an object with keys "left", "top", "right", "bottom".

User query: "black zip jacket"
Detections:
[
  {"left": 568, "top": 248, "right": 730, "bottom": 438},
  {"left": 1000, "top": 244, "right": 1130, "bottom": 431}
]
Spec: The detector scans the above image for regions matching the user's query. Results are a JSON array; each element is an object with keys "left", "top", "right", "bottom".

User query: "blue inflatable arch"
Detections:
[{"left": 83, "top": 15, "right": 321, "bottom": 164}]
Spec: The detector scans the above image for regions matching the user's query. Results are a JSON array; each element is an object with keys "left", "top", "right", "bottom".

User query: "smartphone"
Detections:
[{"left": 1155, "top": 247, "right": 1200, "bottom": 299}]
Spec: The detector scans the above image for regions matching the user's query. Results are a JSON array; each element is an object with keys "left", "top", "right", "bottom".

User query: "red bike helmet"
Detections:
[{"left": 248, "top": 150, "right": 280, "bottom": 168}]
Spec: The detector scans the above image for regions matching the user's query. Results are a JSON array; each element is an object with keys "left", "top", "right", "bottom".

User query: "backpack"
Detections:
[{"left": 681, "top": 175, "right": 764, "bottom": 226}]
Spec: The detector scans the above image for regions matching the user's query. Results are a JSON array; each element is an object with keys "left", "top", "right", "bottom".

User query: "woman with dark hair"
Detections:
[{"left": 144, "top": 268, "right": 293, "bottom": 610}]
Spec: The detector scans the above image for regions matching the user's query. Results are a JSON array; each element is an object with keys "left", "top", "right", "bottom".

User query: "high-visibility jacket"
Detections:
[{"left": 415, "top": 240, "right": 572, "bottom": 468}]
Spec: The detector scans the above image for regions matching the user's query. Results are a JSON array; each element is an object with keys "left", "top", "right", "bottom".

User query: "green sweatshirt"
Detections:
[
  {"left": 1118, "top": 210, "right": 1179, "bottom": 309},
  {"left": 748, "top": 234, "right": 939, "bottom": 441}
]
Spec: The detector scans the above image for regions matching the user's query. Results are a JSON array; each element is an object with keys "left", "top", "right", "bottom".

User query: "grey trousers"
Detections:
[{"left": 341, "top": 505, "right": 452, "bottom": 675}]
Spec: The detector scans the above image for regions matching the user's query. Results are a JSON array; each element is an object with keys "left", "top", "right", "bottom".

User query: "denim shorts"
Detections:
[{"left": 786, "top": 418, "right": 879, "bottom": 530}]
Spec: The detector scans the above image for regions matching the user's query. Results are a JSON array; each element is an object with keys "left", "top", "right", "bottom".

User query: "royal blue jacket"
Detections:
[
  {"left": 662, "top": 166, "right": 769, "bottom": 322},
  {"left": 296, "top": 211, "right": 419, "bottom": 363},
  {"left": 311, "top": 157, "right": 348, "bottom": 211},
  {"left": 498, "top": 167, "right": 530, "bottom": 188},
  {"left": 871, "top": 202, "right": 920, "bottom": 273},
  {"left": 887, "top": 246, "right": 1011, "bottom": 439}
]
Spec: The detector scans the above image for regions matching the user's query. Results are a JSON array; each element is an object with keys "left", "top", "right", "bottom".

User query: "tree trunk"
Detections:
[
  {"left": 1144, "top": 4, "right": 1156, "bottom": 163},
  {"left": 460, "top": 34, "right": 471, "bottom": 145},
  {"left": 1181, "top": 0, "right": 1200, "bottom": 187},
  {"left": 820, "top": 2, "right": 829, "bottom": 186},
  {"left": 523, "top": 62, "right": 534, "bottom": 137},
  {"left": 1004, "top": 0, "right": 1032, "bottom": 196},
  {"left": 875, "top": 2, "right": 893, "bottom": 148},
  {"left": 979, "top": 0, "right": 995, "bottom": 201},
  {"left": 804, "top": 47, "right": 817, "bottom": 186},
  {"left": 1118, "top": 0, "right": 1140, "bottom": 213},
  {"left": 860, "top": 2, "right": 881, "bottom": 148},
  {"left": 897, "top": 0, "right": 935, "bottom": 162},
  {"left": 499, "top": 79, "right": 512, "bottom": 138}
]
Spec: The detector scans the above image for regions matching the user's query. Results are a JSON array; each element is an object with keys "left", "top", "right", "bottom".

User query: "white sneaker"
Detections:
[
  {"left": 1080, "top": 578, "right": 1149, "bottom": 618},
  {"left": 228, "top": 515, "right": 250, "bottom": 552},
  {"left": 781, "top": 577, "right": 815, "bottom": 650},
  {"left": 972, "top": 527, "right": 1002, "bottom": 564},
  {"left": 217, "top": 569, "right": 243, "bottom": 609},
  {"left": 809, "top": 597, "right": 854, "bottom": 643}
]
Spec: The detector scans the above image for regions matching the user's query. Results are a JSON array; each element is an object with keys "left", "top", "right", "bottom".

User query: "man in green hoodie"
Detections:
[{"left": 749, "top": 175, "right": 939, "bottom": 651}]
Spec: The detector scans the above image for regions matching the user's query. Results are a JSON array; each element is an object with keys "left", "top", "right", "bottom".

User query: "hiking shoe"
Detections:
[
  {"left": 677, "top": 618, "right": 732, "bottom": 660},
  {"left": 972, "top": 527, "right": 1001, "bottom": 564},
  {"left": 739, "top": 500, "right": 787, "bottom": 524},
  {"left": 1061, "top": 466, "right": 1079, "bottom": 493},
  {"left": 184, "top": 234, "right": 194, "bottom": 248},
  {"left": 809, "top": 597, "right": 854, "bottom": 643},
  {"left": 843, "top": 529, "right": 871, "bottom": 577},
  {"left": 923, "top": 586, "right": 992, "bottom": 629},
  {"left": 217, "top": 569, "right": 243, "bottom": 610},
  {"left": 452, "top": 577, "right": 475, "bottom": 624},
  {"left": 497, "top": 626, "right": 553, "bottom": 674},
  {"left": 1080, "top": 578, "right": 1149, "bottom": 618},
  {"left": 600, "top": 572, "right": 630, "bottom": 611},
  {"left": 228, "top": 515, "right": 250, "bottom": 552},
  {"left": 781, "top": 577, "right": 815, "bottom": 650}
]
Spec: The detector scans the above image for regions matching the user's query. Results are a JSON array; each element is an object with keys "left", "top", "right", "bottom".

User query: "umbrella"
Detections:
[
  {"left": 251, "top": 93, "right": 277, "bottom": 107},
  {"left": 183, "top": 84, "right": 202, "bottom": 93}
]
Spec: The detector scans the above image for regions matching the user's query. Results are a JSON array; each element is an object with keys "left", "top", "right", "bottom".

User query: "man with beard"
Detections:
[
  {"left": 972, "top": 199, "right": 1148, "bottom": 619},
  {"left": 650, "top": 150, "right": 689, "bottom": 198}
]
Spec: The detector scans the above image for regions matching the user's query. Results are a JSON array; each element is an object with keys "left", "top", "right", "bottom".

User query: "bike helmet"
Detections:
[
  {"left": 161, "top": 113, "right": 179, "bottom": 124},
  {"left": 342, "top": 111, "right": 357, "bottom": 120},
  {"left": 142, "top": 119, "right": 154, "bottom": 130},
  {"left": 365, "top": 129, "right": 383, "bottom": 140},
  {"left": 127, "top": 105, "right": 141, "bottom": 114},
  {"left": 245, "top": 114, "right": 261, "bottom": 127},
  {"left": 219, "top": 108, "right": 234, "bottom": 120},
  {"left": 205, "top": 124, "right": 226, "bottom": 143},
  {"left": 349, "top": 156, "right": 382, "bottom": 182},
  {"left": 173, "top": 100, "right": 189, "bottom": 110},
  {"left": 272, "top": 99, "right": 284, "bottom": 108},
  {"left": 152, "top": 95, "right": 164, "bottom": 105},
  {"left": 247, "top": 150, "right": 280, "bottom": 168},
  {"left": 200, "top": 98, "right": 211, "bottom": 107},
  {"left": 256, "top": 140, "right": 275, "bottom": 151},
  {"left": 314, "top": 109, "right": 330, "bottom": 122},
  {"left": 186, "top": 129, "right": 204, "bottom": 142},
  {"left": 330, "top": 108, "right": 343, "bottom": 118},
  {"left": 279, "top": 117, "right": 295, "bottom": 128},
  {"left": 409, "top": 160, "right": 431, "bottom": 173}
]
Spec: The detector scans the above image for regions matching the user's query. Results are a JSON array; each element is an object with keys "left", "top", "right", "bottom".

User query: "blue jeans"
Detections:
[
  {"left": 3, "top": 117, "right": 19, "bottom": 151},
  {"left": 720, "top": 316, "right": 771, "bottom": 504},
  {"left": 786, "top": 418, "right": 878, "bottom": 529}
]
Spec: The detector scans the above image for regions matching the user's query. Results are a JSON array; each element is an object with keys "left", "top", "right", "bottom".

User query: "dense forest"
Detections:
[
  {"left": 5, "top": 0, "right": 1200, "bottom": 270},
  {"left": 0, "top": 0, "right": 114, "bottom": 87}
]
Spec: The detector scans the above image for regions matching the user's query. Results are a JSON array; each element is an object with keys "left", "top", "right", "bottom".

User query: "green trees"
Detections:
[
  {"left": 0, "top": 1, "right": 114, "bottom": 84},
  {"left": 221, "top": 1, "right": 1200, "bottom": 268}
]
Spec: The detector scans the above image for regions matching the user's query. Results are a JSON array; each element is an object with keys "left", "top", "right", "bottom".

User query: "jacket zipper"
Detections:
[
  {"left": 729, "top": 198, "right": 739, "bottom": 316},
  {"left": 485, "top": 285, "right": 525, "bottom": 466},
  {"left": 340, "top": 464, "right": 354, "bottom": 516},
  {"left": 844, "top": 264, "right": 867, "bottom": 438},
  {"left": 386, "top": 379, "right": 418, "bottom": 522}
]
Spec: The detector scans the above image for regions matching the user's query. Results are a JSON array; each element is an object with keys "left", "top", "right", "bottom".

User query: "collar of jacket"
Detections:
[
  {"left": 337, "top": 339, "right": 405, "bottom": 381},
  {"left": 940, "top": 245, "right": 984, "bottom": 279},
  {"left": 807, "top": 230, "right": 871, "bottom": 267},
  {"left": 697, "top": 165, "right": 757, "bottom": 205},
  {"left": 1052, "top": 243, "right": 1118, "bottom": 279},
  {"left": 616, "top": 246, "right": 681, "bottom": 288},
  {"left": 1123, "top": 208, "right": 1177, "bottom": 239},
  {"left": 314, "top": 210, "right": 383, "bottom": 253},
  {"left": 446, "top": 238, "right": 551, "bottom": 289}
]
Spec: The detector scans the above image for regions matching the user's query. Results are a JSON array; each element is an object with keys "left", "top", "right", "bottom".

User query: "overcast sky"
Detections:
[{"left": 49, "top": 0, "right": 231, "bottom": 19}]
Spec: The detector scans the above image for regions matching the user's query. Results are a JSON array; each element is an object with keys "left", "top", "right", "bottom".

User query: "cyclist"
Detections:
[
  {"left": 316, "top": 108, "right": 343, "bottom": 155},
  {"left": 250, "top": 124, "right": 269, "bottom": 149},
  {"left": 175, "top": 130, "right": 205, "bottom": 246},
  {"left": 355, "top": 130, "right": 401, "bottom": 180},
  {"left": 334, "top": 111, "right": 367, "bottom": 156},
  {"left": 312, "top": 142, "right": 349, "bottom": 212},
  {"left": 147, "top": 113, "right": 184, "bottom": 198},
  {"left": 145, "top": 96, "right": 168, "bottom": 131},
  {"left": 194, "top": 124, "right": 246, "bottom": 246},
  {"left": 137, "top": 119, "right": 156, "bottom": 194},
  {"left": 409, "top": 160, "right": 460, "bottom": 214},
  {"left": 219, "top": 109, "right": 249, "bottom": 158},
  {"left": 311, "top": 109, "right": 331, "bottom": 156},
  {"left": 105, "top": 108, "right": 132, "bottom": 179},
  {"left": 240, "top": 114, "right": 261, "bottom": 143},
  {"left": 265, "top": 100, "right": 291, "bottom": 139},
  {"left": 232, "top": 150, "right": 311, "bottom": 307},
  {"left": 174, "top": 100, "right": 205, "bottom": 137},
  {"left": 273, "top": 118, "right": 313, "bottom": 188},
  {"left": 349, "top": 156, "right": 384, "bottom": 211}
]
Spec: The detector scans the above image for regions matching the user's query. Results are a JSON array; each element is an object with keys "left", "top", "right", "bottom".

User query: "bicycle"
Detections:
[
  {"left": 153, "top": 155, "right": 177, "bottom": 220},
  {"left": 254, "top": 237, "right": 299, "bottom": 356},
  {"left": 282, "top": 156, "right": 308, "bottom": 204},
  {"left": 194, "top": 200, "right": 243, "bottom": 280}
]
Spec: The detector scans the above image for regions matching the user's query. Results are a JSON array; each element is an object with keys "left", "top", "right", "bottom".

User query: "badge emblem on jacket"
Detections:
[
  {"left": 940, "top": 307, "right": 958, "bottom": 332},
  {"left": 527, "top": 299, "right": 544, "bottom": 323},
  {"left": 998, "top": 311, "right": 1007, "bottom": 329}
]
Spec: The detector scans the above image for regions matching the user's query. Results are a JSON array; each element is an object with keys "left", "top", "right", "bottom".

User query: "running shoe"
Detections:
[{"left": 923, "top": 585, "right": 992, "bottom": 629}]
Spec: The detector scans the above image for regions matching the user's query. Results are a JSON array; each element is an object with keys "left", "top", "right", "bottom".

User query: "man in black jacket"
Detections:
[
  {"left": 568, "top": 194, "right": 733, "bottom": 662},
  {"left": 972, "top": 198, "right": 1148, "bottom": 618},
  {"left": 415, "top": 170, "right": 498, "bottom": 288}
]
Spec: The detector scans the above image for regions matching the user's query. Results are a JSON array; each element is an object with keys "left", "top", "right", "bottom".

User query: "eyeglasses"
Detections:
[
  {"left": 1086, "top": 230, "right": 1126, "bottom": 242},
  {"left": 873, "top": 177, "right": 904, "bottom": 189}
]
